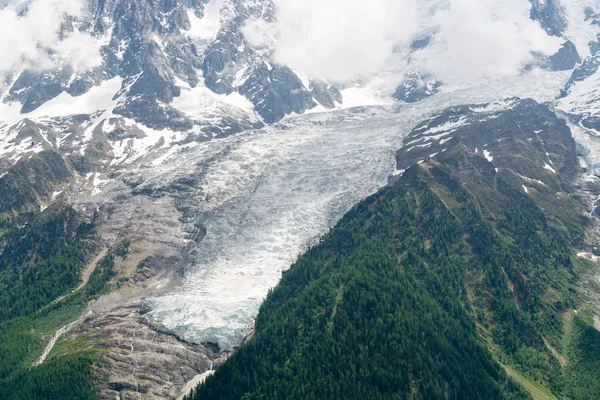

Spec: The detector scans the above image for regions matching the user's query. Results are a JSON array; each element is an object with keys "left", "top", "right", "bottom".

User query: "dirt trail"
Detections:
[
  {"left": 33, "top": 248, "right": 109, "bottom": 366},
  {"left": 33, "top": 311, "right": 91, "bottom": 366},
  {"left": 41, "top": 247, "right": 109, "bottom": 311}
]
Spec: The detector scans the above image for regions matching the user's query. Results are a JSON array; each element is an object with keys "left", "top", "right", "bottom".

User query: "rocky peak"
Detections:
[
  {"left": 396, "top": 98, "right": 579, "bottom": 192},
  {"left": 1, "top": 0, "right": 341, "bottom": 132},
  {"left": 530, "top": 0, "right": 567, "bottom": 37}
]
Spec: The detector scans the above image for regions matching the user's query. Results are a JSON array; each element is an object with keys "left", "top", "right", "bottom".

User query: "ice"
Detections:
[
  {"left": 568, "top": 120, "right": 600, "bottom": 171},
  {"left": 561, "top": 0, "right": 600, "bottom": 59},
  {"left": 338, "top": 83, "right": 395, "bottom": 109},
  {"left": 143, "top": 69, "right": 571, "bottom": 351},
  {"left": 144, "top": 110, "right": 411, "bottom": 350},
  {"left": 483, "top": 150, "right": 494, "bottom": 162},
  {"left": 185, "top": 0, "right": 224, "bottom": 42},
  {"left": 0, "top": 77, "right": 123, "bottom": 122},
  {"left": 172, "top": 74, "right": 256, "bottom": 118},
  {"left": 558, "top": 66, "right": 600, "bottom": 118},
  {"left": 544, "top": 163, "right": 556, "bottom": 173}
]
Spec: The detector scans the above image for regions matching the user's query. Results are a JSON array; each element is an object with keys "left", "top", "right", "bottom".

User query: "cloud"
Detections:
[
  {"left": 0, "top": 0, "right": 101, "bottom": 76},
  {"left": 413, "top": 0, "right": 563, "bottom": 84},
  {"left": 242, "top": 0, "right": 419, "bottom": 82},
  {"left": 243, "top": 0, "right": 563, "bottom": 85}
]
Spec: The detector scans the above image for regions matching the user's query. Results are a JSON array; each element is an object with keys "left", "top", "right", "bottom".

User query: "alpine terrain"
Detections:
[{"left": 1, "top": 0, "right": 600, "bottom": 399}]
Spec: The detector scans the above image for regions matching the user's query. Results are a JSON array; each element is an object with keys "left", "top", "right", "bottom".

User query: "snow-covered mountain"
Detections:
[
  {"left": 1, "top": 0, "right": 343, "bottom": 128},
  {"left": 4, "top": 0, "right": 600, "bottom": 398},
  {"left": 0, "top": 0, "right": 591, "bottom": 173},
  {"left": 0, "top": 0, "right": 588, "bottom": 128}
]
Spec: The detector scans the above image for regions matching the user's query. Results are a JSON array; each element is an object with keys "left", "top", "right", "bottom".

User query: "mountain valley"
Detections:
[{"left": 3, "top": 0, "right": 600, "bottom": 399}]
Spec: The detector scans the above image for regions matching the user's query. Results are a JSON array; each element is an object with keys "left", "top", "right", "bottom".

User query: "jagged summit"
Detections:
[
  {"left": 0, "top": 0, "right": 342, "bottom": 130},
  {"left": 0, "top": 0, "right": 591, "bottom": 133}
]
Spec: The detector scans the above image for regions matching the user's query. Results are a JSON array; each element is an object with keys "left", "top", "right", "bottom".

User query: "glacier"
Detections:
[{"left": 140, "top": 69, "right": 572, "bottom": 351}]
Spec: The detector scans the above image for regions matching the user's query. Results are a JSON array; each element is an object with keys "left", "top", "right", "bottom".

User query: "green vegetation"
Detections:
[
  {"left": 563, "top": 309, "right": 600, "bottom": 399},
  {"left": 502, "top": 365, "right": 557, "bottom": 400},
  {"left": 190, "top": 146, "right": 592, "bottom": 400},
  {"left": 0, "top": 208, "right": 95, "bottom": 321},
  {"left": 81, "top": 253, "right": 116, "bottom": 299},
  {"left": 0, "top": 205, "right": 107, "bottom": 399},
  {"left": 0, "top": 350, "right": 99, "bottom": 400},
  {"left": 0, "top": 304, "right": 100, "bottom": 399},
  {"left": 0, "top": 151, "right": 71, "bottom": 215},
  {"left": 0, "top": 317, "right": 45, "bottom": 380}
]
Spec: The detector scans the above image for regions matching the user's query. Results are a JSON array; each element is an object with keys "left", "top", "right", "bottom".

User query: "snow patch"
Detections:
[
  {"left": 578, "top": 251, "right": 600, "bottom": 262},
  {"left": 415, "top": 116, "right": 468, "bottom": 136},
  {"left": 561, "top": 0, "right": 600, "bottom": 59},
  {"left": 470, "top": 99, "right": 519, "bottom": 114},
  {"left": 516, "top": 173, "right": 546, "bottom": 186},
  {"left": 51, "top": 191, "right": 62, "bottom": 200},
  {"left": 483, "top": 150, "right": 493, "bottom": 162},
  {"left": 558, "top": 64, "right": 600, "bottom": 118},
  {"left": 544, "top": 163, "right": 556, "bottom": 173},
  {"left": 172, "top": 74, "right": 255, "bottom": 118},
  {"left": 185, "top": 0, "right": 224, "bottom": 42},
  {"left": 0, "top": 77, "right": 123, "bottom": 121}
]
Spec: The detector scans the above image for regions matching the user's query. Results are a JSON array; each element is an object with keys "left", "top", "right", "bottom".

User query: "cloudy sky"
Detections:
[
  {"left": 0, "top": 0, "right": 100, "bottom": 77},
  {"left": 244, "top": 0, "right": 565, "bottom": 85},
  {"left": 0, "top": 0, "right": 587, "bottom": 89}
]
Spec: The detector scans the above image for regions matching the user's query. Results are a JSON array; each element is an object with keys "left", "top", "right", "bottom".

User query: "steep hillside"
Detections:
[
  {"left": 2, "top": 0, "right": 600, "bottom": 397},
  {"left": 189, "top": 100, "right": 596, "bottom": 399}
]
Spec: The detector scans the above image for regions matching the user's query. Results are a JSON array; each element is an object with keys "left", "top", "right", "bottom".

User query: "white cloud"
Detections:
[
  {"left": 413, "top": 0, "right": 563, "bottom": 84},
  {"left": 243, "top": 0, "right": 419, "bottom": 82},
  {"left": 243, "top": 0, "right": 563, "bottom": 85},
  {"left": 0, "top": 0, "right": 101, "bottom": 76}
]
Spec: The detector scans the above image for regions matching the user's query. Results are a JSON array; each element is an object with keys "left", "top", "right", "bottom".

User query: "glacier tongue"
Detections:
[
  {"left": 140, "top": 69, "right": 571, "bottom": 351},
  {"left": 143, "top": 110, "right": 406, "bottom": 350}
]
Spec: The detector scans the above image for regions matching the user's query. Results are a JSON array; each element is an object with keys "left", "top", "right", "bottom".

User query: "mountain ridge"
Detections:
[
  {"left": 189, "top": 98, "right": 596, "bottom": 400},
  {"left": 2, "top": 0, "right": 600, "bottom": 398}
]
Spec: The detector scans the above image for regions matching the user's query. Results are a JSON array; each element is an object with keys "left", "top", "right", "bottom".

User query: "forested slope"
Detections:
[
  {"left": 190, "top": 100, "right": 597, "bottom": 400},
  {"left": 0, "top": 205, "right": 113, "bottom": 399}
]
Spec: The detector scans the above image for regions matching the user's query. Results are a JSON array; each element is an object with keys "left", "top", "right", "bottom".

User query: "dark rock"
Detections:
[
  {"left": 3, "top": 0, "right": 341, "bottom": 125},
  {"left": 396, "top": 99, "right": 579, "bottom": 191},
  {"left": 114, "top": 96, "right": 194, "bottom": 131},
  {"left": 549, "top": 40, "right": 581, "bottom": 71},
  {"left": 239, "top": 64, "right": 316, "bottom": 123},
  {"left": 410, "top": 36, "right": 431, "bottom": 50},
  {"left": 108, "top": 381, "right": 149, "bottom": 393},
  {"left": 585, "top": 6, "right": 600, "bottom": 26},
  {"left": 0, "top": 150, "right": 72, "bottom": 214},
  {"left": 530, "top": 0, "right": 567, "bottom": 37},
  {"left": 310, "top": 80, "right": 342, "bottom": 109},
  {"left": 393, "top": 71, "right": 441, "bottom": 103}
]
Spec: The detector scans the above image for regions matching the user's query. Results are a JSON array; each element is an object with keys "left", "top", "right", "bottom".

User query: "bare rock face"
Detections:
[
  {"left": 2, "top": 0, "right": 342, "bottom": 128},
  {"left": 393, "top": 71, "right": 442, "bottom": 103},
  {"left": 549, "top": 41, "right": 581, "bottom": 71},
  {"left": 530, "top": 0, "right": 567, "bottom": 37},
  {"left": 53, "top": 159, "right": 217, "bottom": 399},
  {"left": 56, "top": 195, "right": 217, "bottom": 399},
  {"left": 64, "top": 304, "right": 219, "bottom": 400},
  {"left": 86, "top": 306, "right": 217, "bottom": 399}
]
